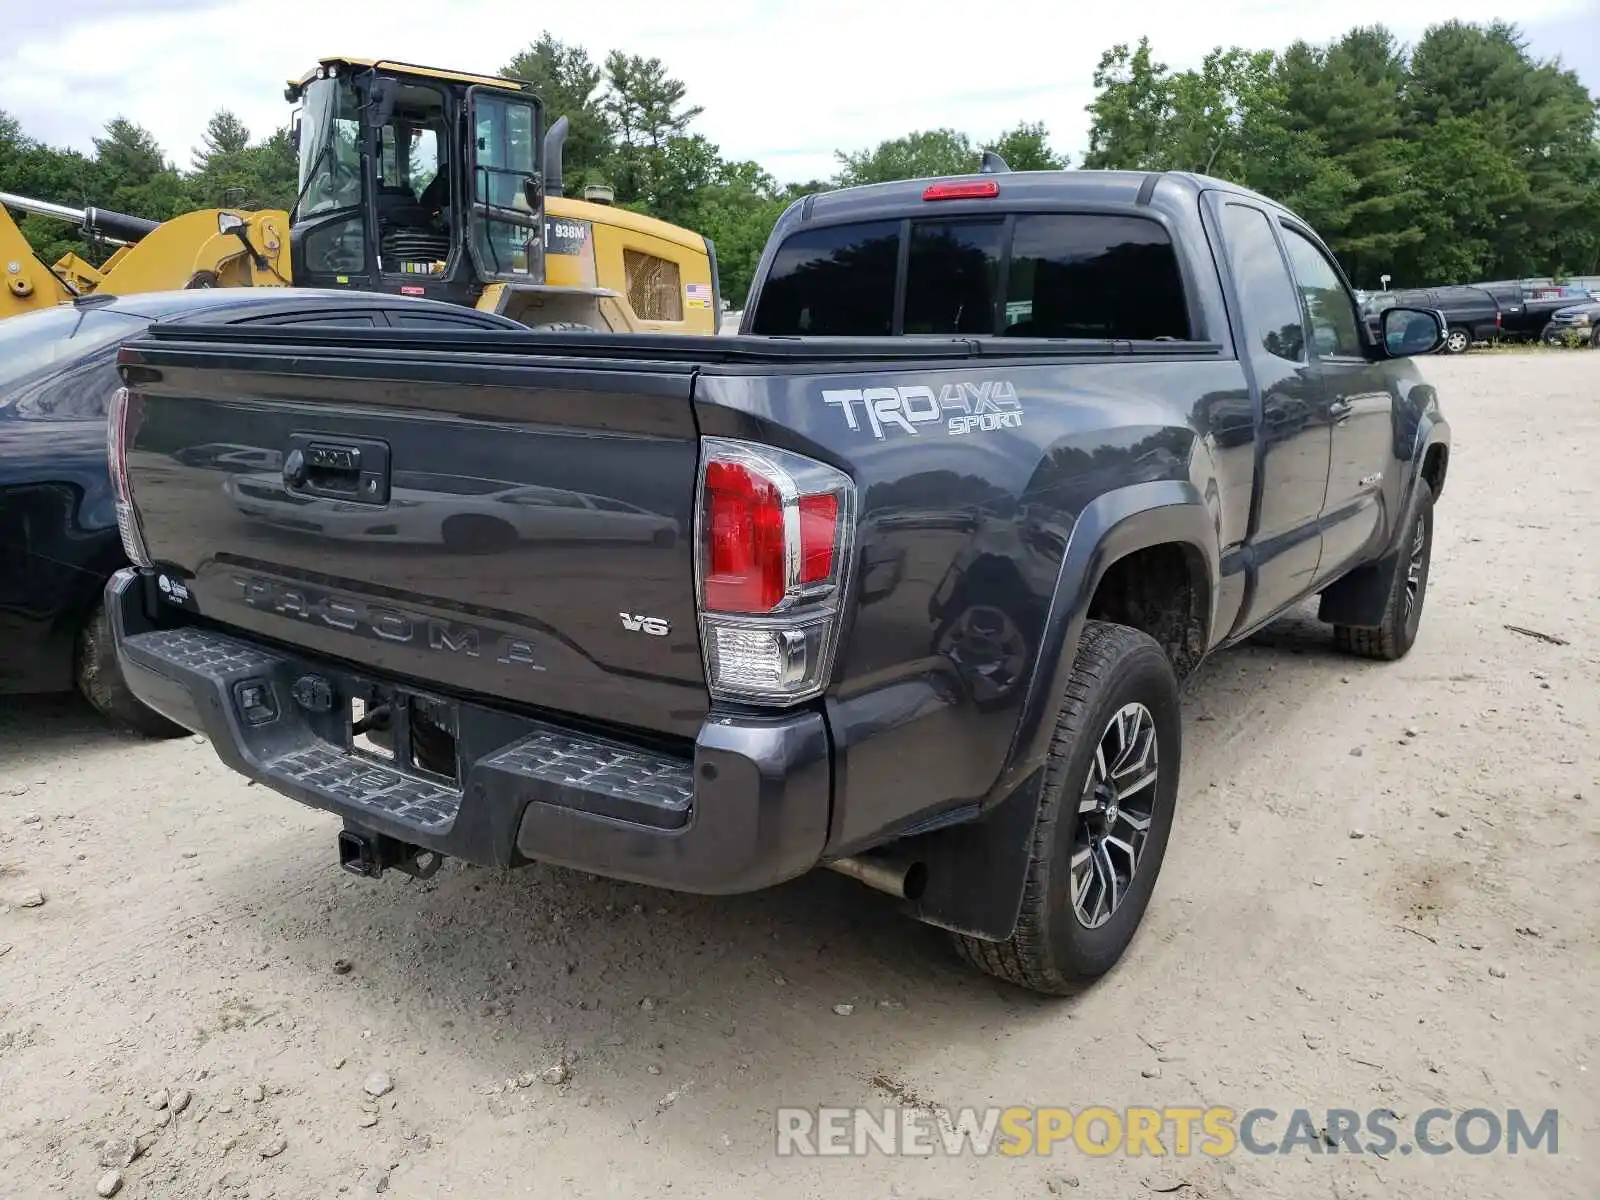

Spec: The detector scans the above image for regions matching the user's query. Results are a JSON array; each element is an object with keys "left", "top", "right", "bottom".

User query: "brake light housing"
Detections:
[
  {"left": 923, "top": 178, "right": 1000, "bottom": 201},
  {"left": 694, "top": 437, "right": 855, "bottom": 704},
  {"left": 107, "top": 386, "right": 152, "bottom": 568}
]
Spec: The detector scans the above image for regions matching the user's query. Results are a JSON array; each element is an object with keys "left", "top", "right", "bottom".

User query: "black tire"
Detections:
[
  {"left": 441, "top": 514, "right": 517, "bottom": 555},
  {"left": 951, "top": 622, "right": 1181, "bottom": 994},
  {"left": 527, "top": 322, "right": 597, "bottom": 333},
  {"left": 1441, "top": 326, "right": 1471, "bottom": 354},
  {"left": 75, "top": 598, "right": 188, "bottom": 738},
  {"left": 185, "top": 270, "right": 219, "bottom": 289},
  {"left": 1540, "top": 323, "right": 1565, "bottom": 348},
  {"left": 1590, "top": 327, "right": 1600, "bottom": 350},
  {"left": 1333, "top": 479, "right": 1434, "bottom": 661}
]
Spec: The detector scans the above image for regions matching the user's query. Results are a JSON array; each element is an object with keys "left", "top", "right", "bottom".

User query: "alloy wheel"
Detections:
[
  {"left": 1404, "top": 512, "right": 1428, "bottom": 622},
  {"left": 1071, "top": 702, "right": 1159, "bottom": 929}
]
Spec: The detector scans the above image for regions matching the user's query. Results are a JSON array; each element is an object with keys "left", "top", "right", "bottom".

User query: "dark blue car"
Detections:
[{"left": 0, "top": 288, "right": 525, "bottom": 734}]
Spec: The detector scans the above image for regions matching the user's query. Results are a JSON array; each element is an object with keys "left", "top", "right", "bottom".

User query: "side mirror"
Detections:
[
  {"left": 522, "top": 175, "right": 543, "bottom": 211},
  {"left": 1381, "top": 307, "right": 1445, "bottom": 358},
  {"left": 366, "top": 76, "right": 399, "bottom": 129}
]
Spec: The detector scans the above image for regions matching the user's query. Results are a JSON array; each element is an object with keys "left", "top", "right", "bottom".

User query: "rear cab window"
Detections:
[{"left": 749, "top": 213, "right": 1192, "bottom": 341}]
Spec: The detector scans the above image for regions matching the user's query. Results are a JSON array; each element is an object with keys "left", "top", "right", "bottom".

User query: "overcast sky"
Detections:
[{"left": 0, "top": 0, "right": 1595, "bottom": 184}]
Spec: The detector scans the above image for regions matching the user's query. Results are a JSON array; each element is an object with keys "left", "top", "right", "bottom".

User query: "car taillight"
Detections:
[
  {"left": 695, "top": 437, "right": 854, "bottom": 704},
  {"left": 107, "top": 385, "right": 152, "bottom": 568}
]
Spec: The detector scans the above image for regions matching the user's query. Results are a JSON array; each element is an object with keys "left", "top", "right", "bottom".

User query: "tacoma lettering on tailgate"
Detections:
[{"left": 229, "top": 574, "right": 545, "bottom": 669}]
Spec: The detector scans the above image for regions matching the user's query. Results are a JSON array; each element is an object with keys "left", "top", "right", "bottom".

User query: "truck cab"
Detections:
[{"left": 286, "top": 58, "right": 719, "bottom": 332}]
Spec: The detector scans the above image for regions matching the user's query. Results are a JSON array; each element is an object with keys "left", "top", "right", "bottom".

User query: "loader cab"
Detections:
[{"left": 286, "top": 59, "right": 543, "bottom": 307}]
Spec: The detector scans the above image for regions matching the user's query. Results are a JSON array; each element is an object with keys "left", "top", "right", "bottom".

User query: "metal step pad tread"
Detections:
[
  {"left": 268, "top": 744, "right": 462, "bottom": 832},
  {"left": 483, "top": 729, "right": 694, "bottom": 827},
  {"left": 126, "top": 627, "right": 279, "bottom": 679}
]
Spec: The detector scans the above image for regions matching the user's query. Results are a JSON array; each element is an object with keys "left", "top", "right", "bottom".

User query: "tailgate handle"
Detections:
[{"left": 284, "top": 434, "right": 391, "bottom": 504}]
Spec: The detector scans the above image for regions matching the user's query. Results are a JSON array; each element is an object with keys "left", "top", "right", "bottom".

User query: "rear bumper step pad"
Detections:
[{"left": 107, "top": 568, "right": 831, "bottom": 893}]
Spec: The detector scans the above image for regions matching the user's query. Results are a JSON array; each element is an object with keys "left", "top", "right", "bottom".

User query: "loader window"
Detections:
[
  {"left": 297, "top": 78, "right": 362, "bottom": 218},
  {"left": 373, "top": 84, "right": 452, "bottom": 277}
]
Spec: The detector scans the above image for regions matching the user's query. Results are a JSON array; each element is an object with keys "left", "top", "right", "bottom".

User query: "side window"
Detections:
[
  {"left": 904, "top": 219, "right": 1004, "bottom": 335},
  {"left": 1279, "top": 226, "right": 1363, "bottom": 358},
  {"left": 748, "top": 221, "right": 900, "bottom": 336},
  {"left": 1005, "top": 214, "right": 1190, "bottom": 340},
  {"left": 1220, "top": 204, "right": 1304, "bottom": 362}
]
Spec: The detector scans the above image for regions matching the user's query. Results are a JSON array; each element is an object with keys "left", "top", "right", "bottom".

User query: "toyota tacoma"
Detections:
[{"left": 106, "top": 168, "right": 1451, "bottom": 994}]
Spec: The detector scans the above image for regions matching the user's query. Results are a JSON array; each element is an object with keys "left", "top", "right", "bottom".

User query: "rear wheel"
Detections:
[
  {"left": 1441, "top": 326, "right": 1471, "bottom": 354},
  {"left": 75, "top": 598, "right": 188, "bottom": 738},
  {"left": 527, "top": 322, "right": 597, "bottom": 333},
  {"left": 951, "top": 622, "right": 1180, "bottom": 994}
]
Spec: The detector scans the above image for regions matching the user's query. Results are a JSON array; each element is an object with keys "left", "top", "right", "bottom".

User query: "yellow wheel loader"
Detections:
[
  {"left": 1, "top": 192, "right": 290, "bottom": 318},
  {"left": 282, "top": 57, "right": 721, "bottom": 332},
  {"left": 2, "top": 57, "right": 723, "bottom": 333}
]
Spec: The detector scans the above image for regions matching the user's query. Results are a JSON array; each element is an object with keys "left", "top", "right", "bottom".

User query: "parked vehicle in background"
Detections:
[
  {"left": 1541, "top": 297, "right": 1600, "bottom": 347},
  {"left": 1362, "top": 285, "right": 1499, "bottom": 353},
  {"left": 107, "top": 168, "right": 1451, "bottom": 994},
  {"left": 1476, "top": 282, "right": 1589, "bottom": 342},
  {"left": 0, "top": 288, "right": 524, "bottom": 735}
]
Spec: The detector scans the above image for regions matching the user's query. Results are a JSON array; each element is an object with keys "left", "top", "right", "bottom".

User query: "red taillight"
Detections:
[
  {"left": 798, "top": 493, "right": 838, "bottom": 585},
  {"left": 704, "top": 459, "right": 786, "bottom": 612},
  {"left": 923, "top": 179, "right": 1000, "bottom": 201},
  {"left": 695, "top": 438, "right": 855, "bottom": 704},
  {"left": 107, "top": 386, "right": 152, "bottom": 568}
]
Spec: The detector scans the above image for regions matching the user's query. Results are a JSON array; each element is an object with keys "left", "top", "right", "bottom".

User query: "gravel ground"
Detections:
[{"left": 1, "top": 351, "right": 1595, "bottom": 1199}]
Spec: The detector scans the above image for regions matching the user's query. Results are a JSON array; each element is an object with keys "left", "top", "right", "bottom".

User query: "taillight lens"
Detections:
[
  {"left": 107, "top": 385, "right": 152, "bottom": 568},
  {"left": 923, "top": 179, "right": 1000, "bottom": 201},
  {"left": 695, "top": 438, "right": 854, "bottom": 704}
]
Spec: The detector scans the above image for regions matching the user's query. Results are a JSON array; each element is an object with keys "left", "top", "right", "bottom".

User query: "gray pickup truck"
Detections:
[{"left": 107, "top": 168, "right": 1451, "bottom": 994}]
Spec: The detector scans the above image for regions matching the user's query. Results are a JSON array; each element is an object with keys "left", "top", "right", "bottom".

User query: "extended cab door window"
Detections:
[{"left": 748, "top": 221, "right": 900, "bottom": 335}]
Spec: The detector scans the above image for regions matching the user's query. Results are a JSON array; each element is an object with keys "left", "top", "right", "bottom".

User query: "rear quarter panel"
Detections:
[{"left": 694, "top": 355, "right": 1250, "bottom": 853}]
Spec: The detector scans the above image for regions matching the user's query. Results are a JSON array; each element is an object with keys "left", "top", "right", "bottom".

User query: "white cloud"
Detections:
[{"left": 0, "top": 0, "right": 1590, "bottom": 184}]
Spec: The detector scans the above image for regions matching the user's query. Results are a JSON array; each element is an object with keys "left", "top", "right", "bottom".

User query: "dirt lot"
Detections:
[{"left": 2, "top": 352, "right": 1595, "bottom": 1199}]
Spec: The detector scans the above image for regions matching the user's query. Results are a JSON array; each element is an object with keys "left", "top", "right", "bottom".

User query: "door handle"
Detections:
[
  {"left": 1328, "top": 400, "right": 1352, "bottom": 421},
  {"left": 283, "top": 434, "right": 391, "bottom": 503}
]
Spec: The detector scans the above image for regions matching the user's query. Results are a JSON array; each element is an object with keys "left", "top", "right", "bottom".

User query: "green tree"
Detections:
[
  {"left": 834, "top": 129, "right": 976, "bottom": 185},
  {"left": 983, "top": 122, "right": 1068, "bottom": 171},
  {"left": 1082, "top": 38, "right": 1173, "bottom": 169},
  {"left": 1405, "top": 20, "right": 1600, "bottom": 279},
  {"left": 602, "top": 51, "right": 703, "bottom": 205},
  {"left": 502, "top": 35, "right": 612, "bottom": 193}
]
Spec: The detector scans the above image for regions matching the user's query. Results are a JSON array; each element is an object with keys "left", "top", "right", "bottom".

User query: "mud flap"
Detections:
[
  {"left": 1316, "top": 548, "right": 1399, "bottom": 628},
  {"left": 897, "top": 768, "right": 1045, "bottom": 942}
]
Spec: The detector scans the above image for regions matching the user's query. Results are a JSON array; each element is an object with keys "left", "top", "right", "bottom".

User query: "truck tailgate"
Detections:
[{"left": 118, "top": 335, "right": 708, "bottom": 740}]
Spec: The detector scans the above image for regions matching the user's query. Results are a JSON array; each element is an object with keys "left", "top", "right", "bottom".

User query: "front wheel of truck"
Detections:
[
  {"left": 952, "top": 621, "right": 1180, "bottom": 994},
  {"left": 1333, "top": 479, "right": 1433, "bottom": 661}
]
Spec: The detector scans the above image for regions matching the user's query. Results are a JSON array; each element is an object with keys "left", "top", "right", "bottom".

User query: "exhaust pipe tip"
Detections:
[{"left": 827, "top": 853, "right": 928, "bottom": 901}]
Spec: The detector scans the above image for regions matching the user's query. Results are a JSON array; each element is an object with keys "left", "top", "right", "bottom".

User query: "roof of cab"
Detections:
[
  {"left": 288, "top": 57, "right": 529, "bottom": 93},
  {"left": 789, "top": 168, "right": 1288, "bottom": 227}
]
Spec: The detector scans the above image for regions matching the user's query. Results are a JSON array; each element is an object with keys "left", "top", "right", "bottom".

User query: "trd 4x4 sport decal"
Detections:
[{"left": 823, "top": 381, "right": 1023, "bottom": 440}]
